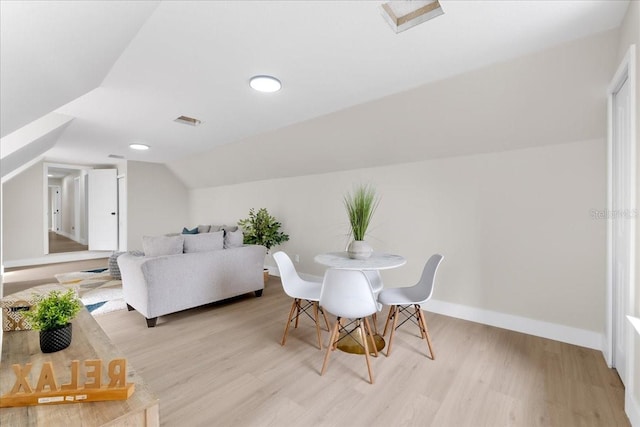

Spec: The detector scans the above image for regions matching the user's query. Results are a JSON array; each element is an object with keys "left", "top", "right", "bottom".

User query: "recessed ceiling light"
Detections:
[
  {"left": 249, "top": 75, "right": 282, "bottom": 93},
  {"left": 129, "top": 143, "right": 150, "bottom": 151}
]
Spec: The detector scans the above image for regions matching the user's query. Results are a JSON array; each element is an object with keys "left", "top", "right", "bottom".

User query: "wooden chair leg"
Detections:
[
  {"left": 281, "top": 299, "right": 298, "bottom": 346},
  {"left": 363, "top": 316, "right": 378, "bottom": 357},
  {"left": 417, "top": 308, "right": 435, "bottom": 360},
  {"left": 382, "top": 306, "right": 394, "bottom": 336},
  {"left": 321, "top": 318, "right": 341, "bottom": 376},
  {"left": 371, "top": 312, "right": 379, "bottom": 335},
  {"left": 386, "top": 306, "right": 400, "bottom": 357},
  {"left": 320, "top": 306, "right": 330, "bottom": 331},
  {"left": 415, "top": 305, "right": 426, "bottom": 338},
  {"left": 294, "top": 300, "right": 301, "bottom": 328},
  {"left": 360, "top": 320, "right": 374, "bottom": 384},
  {"left": 313, "top": 302, "right": 322, "bottom": 350},
  {"left": 332, "top": 318, "right": 343, "bottom": 350}
]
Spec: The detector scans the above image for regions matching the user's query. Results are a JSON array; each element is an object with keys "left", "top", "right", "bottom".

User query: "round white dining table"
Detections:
[{"left": 314, "top": 251, "right": 406, "bottom": 270}]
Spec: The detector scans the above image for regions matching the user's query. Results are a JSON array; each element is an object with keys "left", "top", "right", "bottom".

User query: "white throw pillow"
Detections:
[
  {"left": 224, "top": 229, "right": 244, "bottom": 249},
  {"left": 142, "top": 235, "right": 184, "bottom": 257},
  {"left": 184, "top": 231, "right": 224, "bottom": 253}
]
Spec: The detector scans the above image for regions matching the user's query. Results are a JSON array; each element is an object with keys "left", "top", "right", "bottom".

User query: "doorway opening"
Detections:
[
  {"left": 606, "top": 45, "right": 636, "bottom": 390},
  {"left": 44, "top": 163, "right": 91, "bottom": 255}
]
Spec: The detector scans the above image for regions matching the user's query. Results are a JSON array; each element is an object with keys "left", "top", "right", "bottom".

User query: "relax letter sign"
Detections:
[{"left": 0, "top": 358, "right": 135, "bottom": 407}]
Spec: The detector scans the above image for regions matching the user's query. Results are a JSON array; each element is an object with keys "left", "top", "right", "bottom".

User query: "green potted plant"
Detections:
[
  {"left": 344, "top": 183, "right": 380, "bottom": 259},
  {"left": 25, "top": 289, "right": 82, "bottom": 353},
  {"left": 238, "top": 208, "right": 290, "bottom": 282},
  {"left": 238, "top": 208, "right": 290, "bottom": 250}
]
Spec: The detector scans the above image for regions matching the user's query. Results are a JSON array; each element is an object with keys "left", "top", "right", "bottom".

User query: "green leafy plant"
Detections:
[
  {"left": 344, "top": 184, "right": 380, "bottom": 241},
  {"left": 238, "top": 208, "right": 290, "bottom": 251},
  {"left": 25, "top": 289, "right": 81, "bottom": 331}
]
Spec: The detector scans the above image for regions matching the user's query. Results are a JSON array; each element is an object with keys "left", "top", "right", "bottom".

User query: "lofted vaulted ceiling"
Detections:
[{"left": 0, "top": 0, "right": 630, "bottom": 181}]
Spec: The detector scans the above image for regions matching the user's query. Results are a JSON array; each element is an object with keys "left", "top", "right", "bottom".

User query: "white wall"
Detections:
[
  {"left": 126, "top": 160, "right": 189, "bottom": 251},
  {"left": 190, "top": 139, "right": 605, "bottom": 336},
  {"left": 180, "top": 28, "right": 617, "bottom": 349},
  {"left": 2, "top": 161, "right": 45, "bottom": 260},
  {"left": 616, "top": 0, "right": 640, "bottom": 423}
]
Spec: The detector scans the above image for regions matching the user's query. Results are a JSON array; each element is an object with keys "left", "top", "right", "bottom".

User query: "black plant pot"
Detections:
[{"left": 40, "top": 323, "right": 72, "bottom": 353}]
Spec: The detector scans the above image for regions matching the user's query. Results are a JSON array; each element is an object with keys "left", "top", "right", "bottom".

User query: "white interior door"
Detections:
[
  {"left": 611, "top": 75, "right": 632, "bottom": 384},
  {"left": 50, "top": 186, "right": 61, "bottom": 231},
  {"left": 117, "top": 175, "right": 127, "bottom": 251},
  {"left": 73, "top": 177, "right": 80, "bottom": 242},
  {"left": 88, "top": 169, "right": 118, "bottom": 250}
]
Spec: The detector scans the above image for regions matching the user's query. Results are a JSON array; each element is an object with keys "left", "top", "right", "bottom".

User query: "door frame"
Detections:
[
  {"left": 605, "top": 45, "right": 637, "bottom": 381},
  {"left": 42, "top": 162, "right": 92, "bottom": 255}
]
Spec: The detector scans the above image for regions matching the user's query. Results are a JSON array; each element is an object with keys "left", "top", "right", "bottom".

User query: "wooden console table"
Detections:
[{"left": 1, "top": 307, "right": 159, "bottom": 426}]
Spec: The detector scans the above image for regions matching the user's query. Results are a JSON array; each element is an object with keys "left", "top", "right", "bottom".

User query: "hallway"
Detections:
[{"left": 48, "top": 231, "right": 88, "bottom": 254}]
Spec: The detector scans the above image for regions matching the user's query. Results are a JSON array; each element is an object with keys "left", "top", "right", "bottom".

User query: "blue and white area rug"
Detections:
[{"left": 55, "top": 270, "right": 126, "bottom": 316}]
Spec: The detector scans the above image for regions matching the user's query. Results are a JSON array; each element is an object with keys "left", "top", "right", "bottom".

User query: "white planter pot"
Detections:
[{"left": 347, "top": 240, "right": 373, "bottom": 260}]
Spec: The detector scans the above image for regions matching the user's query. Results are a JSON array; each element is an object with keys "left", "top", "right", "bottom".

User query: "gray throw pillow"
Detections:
[
  {"left": 197, "top": 224, "right": 211, "bottom": 233},
  {"left": 224, "top": 229, "right": 244, "bottom": 249},
  {"left": 184, "top": 231, "right": 224, "bottom": 253},
  {"left": 142, "top": 235, "right": 184, "bottom": 257},
  {"left": 221, "top": 224, "right": 239, "bottom": 233},
  {"left": 108, "top": 251, "right": 125, "bottom": 279},
  {"left": 209, "top": 225, "right": 223, "bottom": 232}
]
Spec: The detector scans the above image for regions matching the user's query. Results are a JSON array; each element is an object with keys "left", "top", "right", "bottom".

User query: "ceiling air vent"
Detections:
[
  {"left": 381, "top": 0, "right": 444, "bottom": 33},
  {"left": 174, "top": 115, "right": 202, "bottom": 126},
  {"left": 108, "top": 154, "right": 125, "bottom": 159}
]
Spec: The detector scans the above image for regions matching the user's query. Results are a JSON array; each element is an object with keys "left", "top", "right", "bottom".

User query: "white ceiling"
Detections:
[{"left": 0, "top": 0, "right": 630, "bottom": 168}]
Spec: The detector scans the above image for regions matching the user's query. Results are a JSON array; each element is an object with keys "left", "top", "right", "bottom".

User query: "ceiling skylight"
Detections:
[
  {"left": 174, "top": 115, "right": 202, "bottom": 126},
  {"left": 381, "top": 0, "right": 444, "bottom": 33}
]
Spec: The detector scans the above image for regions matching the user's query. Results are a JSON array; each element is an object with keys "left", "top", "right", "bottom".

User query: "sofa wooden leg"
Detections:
[
  {"left": 255, "top": 289, "right": 264, "bottom": 297},
  {"left": 127, "top": 304, "right": 135, "bottom": 312},
  {"left": 146, "top": 317, "right": 158, "bottom": 328}
]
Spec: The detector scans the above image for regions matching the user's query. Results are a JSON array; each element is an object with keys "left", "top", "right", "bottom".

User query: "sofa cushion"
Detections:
[
  {"left": 224, "top": 229, "right": 244, "bottom": 249},
  {"left": 143, "top": 235, "right": 184, "bottom": 257},
  {"left": 197, "top": 224, "right": 211, "bottom": 233},
  {"left": 182, "top": 227, "right": 198, "bottom": 234},
  {"left": 209, "top": 225, "right": 222, "bottom": 232},
  {"left": 184, "top": 231, "right": 224, "bottom": 253},
  {"left": 221, "top": 225, "right": 239, "bottom": 233}
]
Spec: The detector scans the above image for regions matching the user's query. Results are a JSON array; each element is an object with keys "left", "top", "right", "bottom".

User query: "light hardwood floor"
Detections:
[
  {"left": 94, "top": 276, "right": 630, "bottom": 427},
  {"left": 48, "top": 231, "right": 88, "bottom": 253}
]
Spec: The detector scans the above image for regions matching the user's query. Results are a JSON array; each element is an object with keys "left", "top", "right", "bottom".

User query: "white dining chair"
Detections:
[
  {"left": 377, "top": 254, "right": 444, "bottom": 359},
  {"left": 363, "top": 270, "right": 383, "bottom": 333},
  {"left": 274, "top": 251, "right": 329, "bottom": 350},
  {"left": 320, "top": 268, "right": 381, "bottom": 384}
]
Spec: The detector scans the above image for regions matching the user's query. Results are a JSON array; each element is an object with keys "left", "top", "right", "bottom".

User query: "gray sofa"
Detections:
[{"left": 118, "top": 243, "right": 267, "bottom": 327}]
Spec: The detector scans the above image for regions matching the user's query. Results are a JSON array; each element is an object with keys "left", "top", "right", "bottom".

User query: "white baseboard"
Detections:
[
  {"left": 424, "top": 299, "right": 603, "bottom": 350},
  {"left": 266, "top": 269, "right": 602, "bottom": 350},
  {"left": 627, "top": 392, "right": 640, "bottom": 427},
  {"left": 3, "top": 251, "right": 111, "bottom": 268}
]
